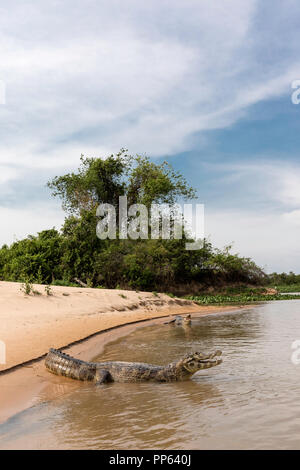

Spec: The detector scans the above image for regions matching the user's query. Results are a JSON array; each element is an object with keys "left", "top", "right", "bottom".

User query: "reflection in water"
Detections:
[
  {"left": 2, "top": 302, "right": 300, "bottom": 449},
  {"left": 52, "top": 381, "right": 224, "bottom": 449}
]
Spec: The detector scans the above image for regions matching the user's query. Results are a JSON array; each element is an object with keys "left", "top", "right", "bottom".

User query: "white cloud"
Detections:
[
  {"left": 0, "top": 0, "right": 299, "bottom": 168},
  {"left": 0, "top": 0, "right": 300, "bottom": 264},
  {"left": 0, "top": 204, "right": 64, "bottom": 247},
  {"left": 199, "top": 159, "right": 300, "bottom": 271},
  {"left": 206, "top": 208, "right": 300, "bottom": 273},
  {"left": 0, "top": 166, "right": 19, "bottom": 185},
  {"left": 203, "top": 160, "right": 300, "bottom": 209},
  {"left": 277, "top": 171, "right": 300, "bottom": 207},
  {"left": 282, "top": 210, "right": 300, "bottom": 227}
]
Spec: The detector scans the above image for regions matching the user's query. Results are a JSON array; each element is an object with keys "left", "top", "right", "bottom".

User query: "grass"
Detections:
[
  {"left": 44, "top": 285, "right": 53, "bottom": 296},
  {"left": 185, "top": 284, "right": 300, "bottom": 304},
  {"left": 20, "top": 280, "right": 33, "bottom": 295},
  {"left": 20, "top": 280, "right": 42, "bottom": 296},
  {"left": 271, "top": 284, "right": 300, "bottom": 293},
  {"left": 186, "top": 293, "right": 300, "bottom": 305}
]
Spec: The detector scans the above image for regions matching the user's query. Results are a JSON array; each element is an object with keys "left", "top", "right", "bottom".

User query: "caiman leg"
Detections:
[{"left": 94, "top": 369, "right": 113, "bottom": 384}]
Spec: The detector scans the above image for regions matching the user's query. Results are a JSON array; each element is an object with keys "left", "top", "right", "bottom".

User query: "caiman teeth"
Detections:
[
  {"left": 195, "top": 350, "right": 222, "bottom": 361},
  {"left": 214, "top": 350, "right": 222, "bottom": 356},
  {"left": 200, "top": 358, "right": 223, "bottom": 368},
  {"left": 202, "top": 358, "right": 223, "bottom": 364}
]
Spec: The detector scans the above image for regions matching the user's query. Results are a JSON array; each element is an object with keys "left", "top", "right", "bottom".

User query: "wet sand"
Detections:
[{"left": 0, "top": 281, "right": 245, "bottom": 424}]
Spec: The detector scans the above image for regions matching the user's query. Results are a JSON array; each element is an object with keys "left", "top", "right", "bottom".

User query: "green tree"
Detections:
[
  {"left": 47, "top": 149, "right": 196, "bottom": 216},
  {"left": 47, "top": 149, "right": 128, "bottom": 214},
  {"left": 0, "top": 150, "right": 267, "bottom": 292},
  {"left": 126, "top": 155, "right": 196, "bottom": 208}
]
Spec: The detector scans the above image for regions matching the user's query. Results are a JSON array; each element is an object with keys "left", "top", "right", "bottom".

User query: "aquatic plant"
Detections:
[{"left": 187, "top": 293, "right": 300, "bottom": 305}]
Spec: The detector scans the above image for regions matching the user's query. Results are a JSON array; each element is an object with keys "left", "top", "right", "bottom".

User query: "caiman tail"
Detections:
[{"left": 45, "top": 348, "right": 98, "bottom": 381}]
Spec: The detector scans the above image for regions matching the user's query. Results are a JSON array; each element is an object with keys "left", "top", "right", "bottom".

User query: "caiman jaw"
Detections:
[
  {"left": 197, "top": 350, "right": 223, "bottom": 369},
  {"left": 195, "top": 350, "right": 222, "bottom": 360},
  {"left": 198, "top": 357, "right": 223, "bottom": 369},
  {"left": 183, "top": 350, "right": 223, "bottom": 373}
]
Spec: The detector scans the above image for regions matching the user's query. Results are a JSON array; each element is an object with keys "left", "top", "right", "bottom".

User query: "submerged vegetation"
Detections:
[{"left": 0, "top": 150, "right": 298, "bottom": 298}]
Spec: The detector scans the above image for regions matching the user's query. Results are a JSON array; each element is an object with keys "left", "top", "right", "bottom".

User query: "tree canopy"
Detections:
[
  {"left": 47, "top": 149, "right": 196, "bottom": 215},
  {"left": 0, "top": 150, "right": 267, "bottom": 292}
]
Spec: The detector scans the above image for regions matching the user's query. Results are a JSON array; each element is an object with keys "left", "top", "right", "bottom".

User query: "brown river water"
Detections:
[{"left": 1, "top": 301, "right": 300, "bottom": 449}]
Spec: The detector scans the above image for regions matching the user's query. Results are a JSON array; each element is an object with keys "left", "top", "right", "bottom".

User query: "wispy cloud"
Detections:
[
  {"left": 1, "top": 0, "right": 299, "bottom": 172},
  {"left": 206, "top": 208, "right": 300, "bottom": 273},
  {"left": 1, "top": 0, "right": 300, "bottom": 269},
  {"left": 0, "top": 203, "right": 64, "bottom": 246},
  {"left": 207, "top": 160, "right": 300, "bottom": 209},
  {"left": 199, "top": 159, "right": 300, "bottom": 271}
]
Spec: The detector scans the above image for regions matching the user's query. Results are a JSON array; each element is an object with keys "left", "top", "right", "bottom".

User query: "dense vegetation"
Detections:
[
  {"left": 267, "top": 272, "right": 300, "bottom": 292},
  {"left": 186, "top": 284, "right": 300, "bottom": 304},
  {"left": 0, "top": 150, "right": 295, "bottom": 295},
  {"left": 0, "top": 229, "right": 266, "bottom": 293}
]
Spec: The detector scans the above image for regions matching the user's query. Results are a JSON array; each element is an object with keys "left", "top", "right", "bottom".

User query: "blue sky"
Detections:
[{"left": 0, "top": 0, "right": 300, "bottom": 272}]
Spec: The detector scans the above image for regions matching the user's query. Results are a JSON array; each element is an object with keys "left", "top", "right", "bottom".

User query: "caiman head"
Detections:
[{"left": 177, "top": 350, "right": 222, "bottom": 375}]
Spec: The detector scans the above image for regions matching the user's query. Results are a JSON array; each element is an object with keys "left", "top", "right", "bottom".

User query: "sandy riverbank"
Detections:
[
  {"left": 0, "top": 281, "right": 246, "bottom": 424},
  {"left": 0, "top": 281, "right": 206, "bottom": 372}
]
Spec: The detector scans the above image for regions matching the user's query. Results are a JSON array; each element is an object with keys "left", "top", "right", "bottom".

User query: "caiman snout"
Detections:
[{"left": 182, "top": 350, "right": 223, "bottom": 373}]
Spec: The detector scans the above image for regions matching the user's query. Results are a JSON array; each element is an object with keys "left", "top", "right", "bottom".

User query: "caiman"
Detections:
[
  {"left": 45, "top": 348, "right": 222, "bottom": 384},
  {"left": 164, "top": 314, "right": 192, "bottom": 325}
]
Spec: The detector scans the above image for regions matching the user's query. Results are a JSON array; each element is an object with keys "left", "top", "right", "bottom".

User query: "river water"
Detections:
[{"left": 1, "top": 301, "right": 300, "bottom": 449}]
